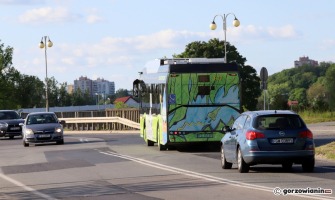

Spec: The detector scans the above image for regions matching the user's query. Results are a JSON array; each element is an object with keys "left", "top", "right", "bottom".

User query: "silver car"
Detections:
[{"left": 21, "top": 112, "right": 65, "bottom": 147}]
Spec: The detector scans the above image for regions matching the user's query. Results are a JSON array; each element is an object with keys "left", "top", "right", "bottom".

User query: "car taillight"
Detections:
[
  {"left": 299, "top": 129, "right": 313, "bottom": 139},
  {"left": 246, "top": 131, "right": 265, "bottom": 140}
]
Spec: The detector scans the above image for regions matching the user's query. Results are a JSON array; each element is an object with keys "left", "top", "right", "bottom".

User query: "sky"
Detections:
[{"left": 1, "top": 0, "right": 335, "bottom": 90}]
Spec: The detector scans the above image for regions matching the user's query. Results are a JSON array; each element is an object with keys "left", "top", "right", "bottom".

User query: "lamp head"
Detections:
[
  {"left": 47, "top": 39, "right": 53, "bottom": 48},
  {"left": 210, "top": 21, "right": 217, "bottom": 30},
  {"left": 39, "top": 40, "right": 45, "bottom": 49},
  {"left": 233, "top": 18, "right": 240, "bottom": 27}
]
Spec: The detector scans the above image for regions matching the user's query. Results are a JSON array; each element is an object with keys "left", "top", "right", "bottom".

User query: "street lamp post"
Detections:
[
  {"left": 210, "top": 13, "right": 240, "bottom": 63},
  {"left": 39, "top": 36, "right": 53, "bottom": 112}
]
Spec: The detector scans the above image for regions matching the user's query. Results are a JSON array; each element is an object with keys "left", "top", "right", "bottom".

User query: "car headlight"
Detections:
[
  {"left": 0, "top": 122, "right": 8, "bottom": 129},
  {"left": 55, "top": 127, "right": 63, "bottom": 133},
  {"left": 25, "top": 129, "right": 34, "bottom": 137}
]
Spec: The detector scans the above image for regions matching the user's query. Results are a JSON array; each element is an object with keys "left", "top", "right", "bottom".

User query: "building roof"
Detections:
[{"left": 114, "top": 96, "right": 133, "bottom": 104}]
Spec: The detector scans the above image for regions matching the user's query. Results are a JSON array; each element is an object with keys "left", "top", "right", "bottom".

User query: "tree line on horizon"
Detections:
[{"left": 1, "top": 39, "right": 335, "bottom": 112}]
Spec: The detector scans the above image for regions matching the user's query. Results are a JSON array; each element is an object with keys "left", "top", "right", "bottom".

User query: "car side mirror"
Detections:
[
  {"left": 59, "top": 120, "right": 66, "bottom": 125},
  {"left": 222, "top": 126, "right": 232, "bottom": 133}
]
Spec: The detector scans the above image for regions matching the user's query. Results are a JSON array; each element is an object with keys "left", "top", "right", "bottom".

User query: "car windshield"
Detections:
[
  {"left": 0, "top": 111, "right": 20, "bottom": 120},
  {"left": 255, "top": 115, "right": 304, "bottom": 130},
  {"left": 27, "top": 114, "right": 57, "bottom": 125}
]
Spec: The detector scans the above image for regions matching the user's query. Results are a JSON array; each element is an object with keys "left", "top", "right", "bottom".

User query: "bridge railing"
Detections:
[
  {"left": 20, "top": 108, "right": 140, "bottom": 131},
  {"left": 59, "top": 116, "right": 140, "bottom": 131}
]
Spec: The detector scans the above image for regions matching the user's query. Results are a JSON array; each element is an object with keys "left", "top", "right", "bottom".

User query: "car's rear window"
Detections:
[
  {"left": 0, "top": 111, "right": 20, "bottom": 120},
  {"left": 254, "top": 115, "right": 304, "bottom": 130}
]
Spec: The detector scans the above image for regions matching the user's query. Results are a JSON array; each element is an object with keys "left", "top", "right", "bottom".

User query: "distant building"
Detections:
[
  {"left": 294, "top": 56, "right": 318, "bottom": 67},
  {"left": 67, "top": 84, "right": 74, "bottom": 94},
  {"left": 74, "top": 76, "right": 115, "bottom": 97},
  {"left": 93, "top": 77, "right": 115, "bottom": 97},
  {"left": 114, "top": 96, "right": 138, "bottom": 108}
]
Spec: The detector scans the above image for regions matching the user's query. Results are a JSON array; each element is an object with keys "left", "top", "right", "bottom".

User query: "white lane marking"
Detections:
[
  {"left": 0, "top": 173, "right": 57, "bottom": 200},
  {"left": 98, "top": 150, "right": 335, "bottom": 200},
  {"left": 79, "top": 138, "right": 89, "bottom": 143}
]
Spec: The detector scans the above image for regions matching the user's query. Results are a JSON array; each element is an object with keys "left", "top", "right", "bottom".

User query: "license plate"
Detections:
[
  {"left": 271, "top": 138, "right": 294, "bottom": 144},
  {"left": 10, "top": 127, "right": 20, "bottom": 130},
  {"left": 197, "top": 133, "right": 213, "bottom": 138},
  {"left": 38, "top": 134, "right": 50, "bottom": 138}
]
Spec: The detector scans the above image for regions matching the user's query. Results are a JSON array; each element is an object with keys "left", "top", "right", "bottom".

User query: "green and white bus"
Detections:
[{"left": 133, "top": 58, "right": 241, "bottom": 150}]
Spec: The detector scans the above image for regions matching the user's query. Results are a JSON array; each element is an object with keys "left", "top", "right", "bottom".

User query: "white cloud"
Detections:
[
  {"left": 18, "top": 7, "right": 81, "bottom": 24},
  {"left": 86, "top": 14, "right": 103, "bottom": 24},
  {"left": 0, "top": 0, "right": 44, "bottom": 5},
  {"left": 267, "top": 25, "right": 299, "bottom": 39}
]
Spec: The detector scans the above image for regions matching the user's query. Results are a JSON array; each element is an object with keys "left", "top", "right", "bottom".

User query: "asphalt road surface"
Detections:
[{"left": 0, "top": 123, "right": 334, "bottom": 200}]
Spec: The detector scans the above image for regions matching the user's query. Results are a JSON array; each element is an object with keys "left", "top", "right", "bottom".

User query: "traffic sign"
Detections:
[{"left": 260, "top": 67, "right": 268, "bottom": 81}]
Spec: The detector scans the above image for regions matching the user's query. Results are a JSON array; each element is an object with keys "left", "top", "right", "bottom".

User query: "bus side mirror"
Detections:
[{"left": 133, "top": 80, "right": 140, "bottom": 98}]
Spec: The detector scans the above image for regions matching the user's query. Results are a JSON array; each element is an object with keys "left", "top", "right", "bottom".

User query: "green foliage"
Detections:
[
  {"left": 267, "top": 63, "right": 334, "bottom": 110},
  {"left": 114, "top": 101, "right": 128, "bottom": 109},
  {"left": 325, "top": 65, "right": 335, "bottom": 110}
]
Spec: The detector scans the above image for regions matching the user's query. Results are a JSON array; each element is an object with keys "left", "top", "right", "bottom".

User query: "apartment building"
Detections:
[
  {"left": 294, "top": 56, "right": 318, "bottom": 67},
  {"left": 74, "top": 76, "right": 115, "bottom": 96}
]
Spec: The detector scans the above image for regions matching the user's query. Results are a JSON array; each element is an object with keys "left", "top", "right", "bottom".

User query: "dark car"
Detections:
[
  {"left": 220, "top": 110, "right": 315, "bottom": 173},
  {"left": 0, "top": 110, "right": 25, "bottom": 139},
  {"left": 21, "top": 112, "right": 65, "bottom": 147}
]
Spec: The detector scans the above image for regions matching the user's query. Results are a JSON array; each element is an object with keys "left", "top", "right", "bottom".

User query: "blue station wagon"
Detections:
[{"left": 220, "top": 110, "right": 315, "bottom": 173}]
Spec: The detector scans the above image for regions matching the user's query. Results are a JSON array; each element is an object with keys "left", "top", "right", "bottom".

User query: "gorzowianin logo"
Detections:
[{"left": 273, "top": 187, "right": 332, "bottom": 196}]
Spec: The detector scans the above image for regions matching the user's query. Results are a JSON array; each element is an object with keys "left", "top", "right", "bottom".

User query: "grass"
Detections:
[
  {"left": 298, "top": 110, "right": 335, "bottom": 124},
  {"left": 296, "top": 111, "right": 335, "bottom": 162},
  {"left": 315, "top": 142, "right": 335, "bottom": 161}
]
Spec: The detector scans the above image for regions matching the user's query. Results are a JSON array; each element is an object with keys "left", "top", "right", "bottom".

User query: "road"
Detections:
[{"left": 0, "top": 123, "right": 334, "bottom": 200}]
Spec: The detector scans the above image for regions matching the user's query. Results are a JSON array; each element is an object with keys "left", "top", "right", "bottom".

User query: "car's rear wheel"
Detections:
[
  {"left": 23, "top": 140, "right": 29, "bottom": 147},
  {"left": 282, "top": 162, "right": 293, "bottom": 171},
  {"left": 221, "top": 145, "right": 232, "bottom": 169},
  {"left": 237, "top": 147, "right": 249, "bottom": 173},
  {"left": 302, "top": 158, "right": 315, "bottom": 172}
]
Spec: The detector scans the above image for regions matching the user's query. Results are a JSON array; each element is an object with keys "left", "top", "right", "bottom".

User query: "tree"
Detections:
[
  {"left": 173, "top": 38, "right": 261, "bottom": 111},
  {"left": 267, "top": 83, "right": 290, "bottom": 110},
  {"left": 0, "top": 41, "right": 15, "bottom": 109},
  {"left": 110, "top": 89, "right": 129, "bottom": 103},
  {"left": 290, "top": 88, "right": 307, "bottom": 110},
  {"left": 325, "top": 64, "right": 335, "bottom": 110},
  {"left": 58, "top": 82, "right": 72, "bottom": 106},
  {"left": 307, "top": 79, "right": 328, "bottom": 111},
  {"left": 16, "top": 74, "right": 44, "bottom": 108}
]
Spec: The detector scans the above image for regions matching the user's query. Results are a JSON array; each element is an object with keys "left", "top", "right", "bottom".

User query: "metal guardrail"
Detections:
[{"left": 59, "top": 117, "right": 140, "bottom": 131}]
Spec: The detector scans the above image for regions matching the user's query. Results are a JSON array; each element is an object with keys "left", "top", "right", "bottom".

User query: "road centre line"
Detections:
[
  {"left": 0, "top": 173, "right": 57, "bottom": 200},
  {"left": 98, "top": 150, "right": 335, "bottom": 200}
]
